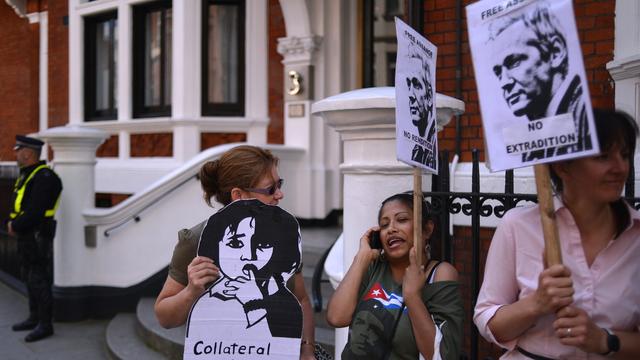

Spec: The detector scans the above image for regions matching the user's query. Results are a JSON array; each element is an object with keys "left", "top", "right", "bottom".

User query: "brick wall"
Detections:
[
  {"left": 96, "top": 135, "right": 119, "bottom": 157},
  {"left": 201, "top": 133, "right": 246, "bottom": 150},
  {"left": 423, "top": 1, "right": 616, "bottom": 357},
  {"left": 48, "top": 0, "right": 68, "bottom": 128},
  {"left": 0, "top": 2, "right": 39, "bottom": 162},
  {"left": 130, "top": 133, "right": 173, "bottom": 157},
  {"left": 267, "top": 0, "right": 285, "bottom": 144}
]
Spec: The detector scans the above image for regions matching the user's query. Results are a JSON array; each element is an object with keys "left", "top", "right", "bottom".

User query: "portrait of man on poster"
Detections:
[
  {"left": 488, "top": 6, "right": 592, "bottom": 162},
  {"left": 406, "top": 47, "right": 435, "bottom": 143}
]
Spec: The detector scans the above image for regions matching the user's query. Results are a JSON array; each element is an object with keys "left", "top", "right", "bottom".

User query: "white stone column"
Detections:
[
  {"left": 171, "top": 0, "right": 201, "bottom": 161},
  {"left": 312, "top": 87, "right": 464, "bottom": 357},
  {"left": 38, "top": 126, "right": 108, "bottom": 286}
]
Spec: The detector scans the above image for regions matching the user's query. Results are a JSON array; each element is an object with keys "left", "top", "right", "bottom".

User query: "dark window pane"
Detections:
[
  {"left": 202, "top": 0, "right": 244, "bottom": 116},
  {"left": 144, "top": 11, "right": 162, "bottom": 106},
  {"left": 85, "top": 13, "right": 117, "bottom": 121},
  {"left": 164, "top": 9, "right": 172, "bottom": 104},
  {"left": 95, "top": 22, "right": 111, "bottom": 110},
  {"left": 133, "top": 1, "right": 172, "bottom": 118},
  {"left": 363, "top": 0, "right": 410, "bottom": 87},
  {"left": 207, "top": 5, "right": 239, "bottom": 103}
]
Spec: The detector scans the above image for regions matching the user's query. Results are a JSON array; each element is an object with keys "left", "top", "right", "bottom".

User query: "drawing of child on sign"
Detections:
[{"left": 184, "top": 199, "right": 302, "bottom": 359}]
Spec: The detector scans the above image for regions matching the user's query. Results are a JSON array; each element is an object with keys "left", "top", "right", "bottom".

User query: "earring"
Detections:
[
  {"left": 379, "top": 250, "right": 386, "bottom": 262},
  {"left": 425, "top": 244, "right": 431, "bottom": 261}
]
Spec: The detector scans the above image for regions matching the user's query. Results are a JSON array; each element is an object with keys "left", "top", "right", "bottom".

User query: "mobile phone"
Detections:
[{"left": 370, "top": 230, "right": 382, "bottom": 249}]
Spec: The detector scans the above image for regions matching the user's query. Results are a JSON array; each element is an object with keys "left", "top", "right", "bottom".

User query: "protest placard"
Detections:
[
  {"left": 394, "top": 17, "right": 439, "bottom": 174},
  {"left": 184, "top": 199, "right": 302, "bottom": 359},
  {"left": 467, "top": 0, "right": 599, "bottom": 172}
]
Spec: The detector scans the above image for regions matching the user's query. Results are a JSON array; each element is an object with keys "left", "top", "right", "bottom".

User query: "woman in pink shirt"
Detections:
[{"left": 474, "top": 109, "right": 640, "bottom": 359}]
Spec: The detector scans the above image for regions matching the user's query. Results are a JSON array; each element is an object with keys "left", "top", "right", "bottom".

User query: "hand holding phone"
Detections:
[{"left": 370, "top": 230, "right": 382, "bottom": 249}]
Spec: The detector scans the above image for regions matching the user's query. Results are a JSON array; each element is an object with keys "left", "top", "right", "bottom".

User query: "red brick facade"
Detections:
[
  {"left": 130, "top": 133, "right": 173, "bottom": 157},
  {"left": 47, "top": 0, "right": 67, "bottom": 128},
  {"left": 0, "top": 2, "right": 40, "bottom": 161},
  {"left": 96, "top": 135, "right": 119, "bottom": 157},
  {"left": 201, "top": 132, "right": 247, "bottom": 150},
  {"left": 267, "top": 0, "right": 285, "bottom": 144}
]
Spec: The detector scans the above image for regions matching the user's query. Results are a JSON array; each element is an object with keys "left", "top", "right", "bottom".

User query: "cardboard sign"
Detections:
[
  {"left": 394, "top": 18, "right": 439, "bottom": 174},
  {"left": 467, "top": 0, "right": 599, "bottom": 171},
  {"left": 184, "top": 199, "right": 303, "bottom": 359}
]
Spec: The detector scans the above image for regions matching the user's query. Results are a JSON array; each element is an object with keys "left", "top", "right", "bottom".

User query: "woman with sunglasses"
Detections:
[{"left": 154, "top": 145, "right": 316, "bottom": 360}]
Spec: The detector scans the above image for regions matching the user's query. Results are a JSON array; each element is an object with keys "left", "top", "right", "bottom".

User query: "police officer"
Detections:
[{"left": 7, "top": 135, "right": 62, "bottom": 342}]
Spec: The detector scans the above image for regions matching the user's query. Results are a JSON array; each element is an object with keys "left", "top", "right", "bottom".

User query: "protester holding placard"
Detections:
[
  {"left": 327, "top": 192, "right": 463, "bottom": 359},
  {"left": 154, "top": 145, "right": 316, "bottom": 359},
  {"left": 474, "top": 110, "right": 640, "bottom": 358}
]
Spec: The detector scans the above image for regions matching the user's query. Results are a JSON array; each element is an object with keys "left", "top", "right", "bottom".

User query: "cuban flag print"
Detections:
[{"left": 362, "top": 283, "right": 404, "bottom": 310}]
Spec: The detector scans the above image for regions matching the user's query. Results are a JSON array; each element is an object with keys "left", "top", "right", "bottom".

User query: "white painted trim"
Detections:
[
  {"left": 244, "top": 0, "right": 269, "bottom": 145},
  {"left": 26, "top": 12, "right": 39, "bottom": 23},
  {"left": 69, "top": 0, "right": 271, "bottom": 159},
  {"left": 81, "top": 116, "right": 269, "bottom": 134},
  {"left": 278, "top": 0, "right": 312, "bottom": 37},
  {"left": 117, "top": 3, "right": 133, "bottom": 122}
]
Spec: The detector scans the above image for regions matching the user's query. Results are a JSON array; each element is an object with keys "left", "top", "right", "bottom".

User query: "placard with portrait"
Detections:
[
  {"left": 467, "top": 0, "right": 599, "bottom": 171},
  {"left": 184, "top": 199, "right": 303, "bottom": 359},
  {"left": 394, "top": 17, "right": 439, "bottom": 173}
]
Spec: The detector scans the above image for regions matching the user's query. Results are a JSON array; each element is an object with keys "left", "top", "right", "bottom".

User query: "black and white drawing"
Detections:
[
  {"left": 395, "top": 17, "right": 438, "bottom": 173},
  {"left": 184, "top": 199, "right": 302, "bottom": 359},
  {"left": 467, "top": 0, "right": 599, "bottom": 171}
]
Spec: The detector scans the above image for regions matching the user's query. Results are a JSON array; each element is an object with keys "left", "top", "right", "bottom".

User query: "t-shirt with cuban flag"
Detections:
[
  {"left": 342, "top": 258, "right": 418, "bottom": 360},
  {"left": 362, "top": 282, "right": 405, "bottom": 310},
  {"left": 341, "top": 257, "right": 464, "bottom": 360}
]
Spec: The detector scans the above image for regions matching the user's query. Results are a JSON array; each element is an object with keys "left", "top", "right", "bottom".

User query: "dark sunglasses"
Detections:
[{"left": 245, "top": 178, "right": 284, "bottom": 196}]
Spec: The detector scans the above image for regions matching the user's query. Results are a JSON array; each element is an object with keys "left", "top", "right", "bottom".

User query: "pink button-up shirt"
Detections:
[{"left": 474, "top": 198, "right": 640, "bottom": 359}]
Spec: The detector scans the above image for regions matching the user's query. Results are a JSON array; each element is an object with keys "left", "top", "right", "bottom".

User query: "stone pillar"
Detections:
[
  {"left": 312, "top": 87, "right": 464, "bottom": 356},
  {"left": 277, "top": 35, "right": 327, "bottom": 218},
  {"left": 38, "top": 126, "right": 108, "bottom": 286}
]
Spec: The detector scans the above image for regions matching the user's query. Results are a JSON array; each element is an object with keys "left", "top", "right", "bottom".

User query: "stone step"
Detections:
[
  {"left": 106, "top": 313, "right": 166, "bottom": 360},
  {"left": 136, "top": 298, "right": 184, "bottom": 360},
  {"left": 135, "top": 296, "right": 336, "bottom": 359}
]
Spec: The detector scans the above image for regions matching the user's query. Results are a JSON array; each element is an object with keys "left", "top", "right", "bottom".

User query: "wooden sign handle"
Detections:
[
  {"left": 533, "top": 164, "right": 563, "bottom": 266},
  {"left": 413, "top": 167, "right": 423, "bottom": 266}
]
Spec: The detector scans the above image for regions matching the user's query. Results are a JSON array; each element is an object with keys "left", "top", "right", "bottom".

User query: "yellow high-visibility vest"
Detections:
[{"left": 10, "top": 164, "right": 60, "bottom": 219}]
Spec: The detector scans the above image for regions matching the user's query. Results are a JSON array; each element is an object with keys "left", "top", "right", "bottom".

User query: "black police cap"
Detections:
[{"left": 15, "top": 135, "right": 44, "bottom": 150}]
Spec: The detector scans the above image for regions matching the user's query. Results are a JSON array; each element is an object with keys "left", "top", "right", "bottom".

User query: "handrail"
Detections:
[
  {"left": 83, "top": 143, "right": 244, "bottom": 226},
  {"left": 103, "top": 174, "right": 198, "bottom": 237},
  {"left": 311, "top": 238, "right": 337, "bottom": 313},
  {"left": 82, "top": 143, "right": 306, "bottom": 235}
]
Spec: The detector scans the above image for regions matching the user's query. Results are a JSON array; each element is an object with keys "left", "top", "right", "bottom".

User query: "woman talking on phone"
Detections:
[{"left": 326, "top": 192, "right": 464, "bottom": 360}]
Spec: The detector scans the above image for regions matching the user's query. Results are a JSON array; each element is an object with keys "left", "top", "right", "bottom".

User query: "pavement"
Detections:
[{"left": 0, "top": 281, "right": 110, "bottom": 360}]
